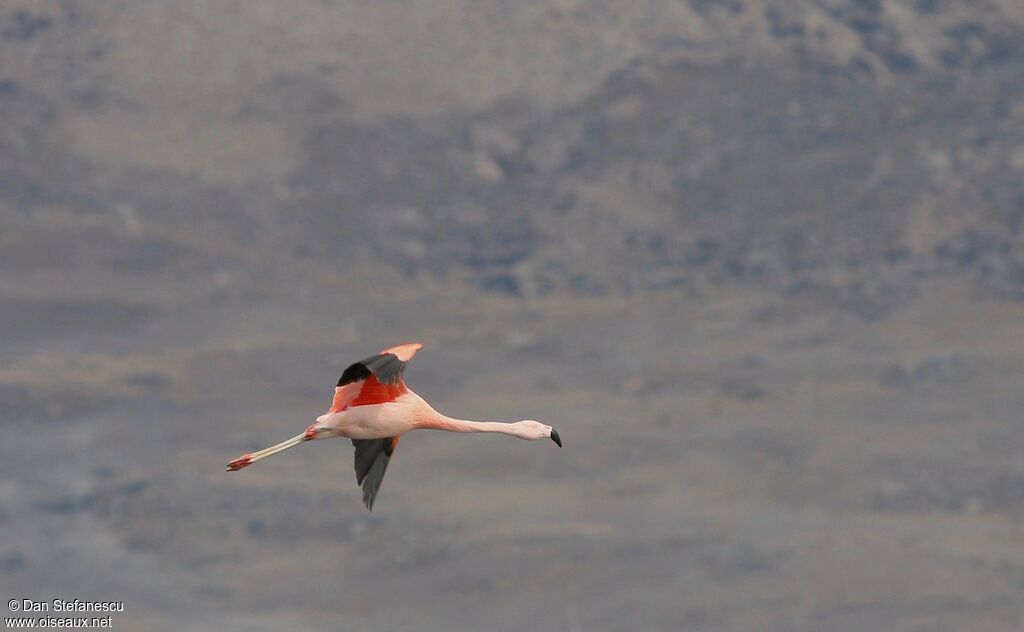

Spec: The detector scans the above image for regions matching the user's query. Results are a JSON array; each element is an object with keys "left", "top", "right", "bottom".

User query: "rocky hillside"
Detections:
[{"left": 3, "top": 0, "right": 1024, "bottom": 311}]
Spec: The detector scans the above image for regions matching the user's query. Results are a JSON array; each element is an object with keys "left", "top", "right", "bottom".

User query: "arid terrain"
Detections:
[{"left": 2, "top": 1, "right": 1024, "bottom": 630}]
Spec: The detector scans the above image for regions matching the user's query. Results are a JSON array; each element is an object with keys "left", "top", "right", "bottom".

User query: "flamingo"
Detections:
[{"left": 227, "top": 342, "right": 561, "bottom": 509}]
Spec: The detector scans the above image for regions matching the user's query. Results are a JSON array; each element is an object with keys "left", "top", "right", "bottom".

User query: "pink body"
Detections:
[{"left": 312, "top": 389, "right": 547, "bottom": 441}]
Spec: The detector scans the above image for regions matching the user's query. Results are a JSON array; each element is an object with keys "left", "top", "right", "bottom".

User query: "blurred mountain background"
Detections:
[{"left": 2, "top": 1, "right": 1024, "bottom": 630}]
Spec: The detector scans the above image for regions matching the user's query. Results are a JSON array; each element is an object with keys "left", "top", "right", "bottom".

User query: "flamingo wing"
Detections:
[
  {"left": 327, "top": 344, "right": 421, "bottom": 509},
  {"left": 328, "top": 342, "right": 423, "bottom": 412},
  {"left": 352, "top": 436, "right": 399, "bottom": 510}
]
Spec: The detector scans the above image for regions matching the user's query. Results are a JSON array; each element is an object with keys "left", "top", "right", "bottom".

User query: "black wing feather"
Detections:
[
  {"left": 337, "top": 352, "right": 408, "bottom": 387},
  {"left": 351, "top": 437, "right": 397, "bottom": 510}
]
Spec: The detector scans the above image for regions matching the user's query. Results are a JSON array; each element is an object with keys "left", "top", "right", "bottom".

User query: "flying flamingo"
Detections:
[{"left": 227, "top": 343, "right": 561, "bottom": 509}]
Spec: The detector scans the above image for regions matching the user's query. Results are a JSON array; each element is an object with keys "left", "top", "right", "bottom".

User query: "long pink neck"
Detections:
[{"left": 415, "top": 406, "right": 521, "bottom": 437}]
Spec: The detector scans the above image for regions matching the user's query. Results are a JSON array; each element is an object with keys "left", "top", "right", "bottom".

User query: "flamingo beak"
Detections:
[{"left": 550, "top": 428, "right": 562, "bottom": 447}]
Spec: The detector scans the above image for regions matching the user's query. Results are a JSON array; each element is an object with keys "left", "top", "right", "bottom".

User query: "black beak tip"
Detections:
[{"left": 550, "top": 429, "right": 562, "bottom": 448}]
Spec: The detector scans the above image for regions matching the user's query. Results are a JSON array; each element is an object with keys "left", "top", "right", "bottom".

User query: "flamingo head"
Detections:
[{"left": 516, "top": 420, "right": 562, "bottom": 447}]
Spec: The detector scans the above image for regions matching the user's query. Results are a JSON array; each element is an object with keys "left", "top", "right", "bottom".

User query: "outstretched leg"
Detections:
[{"left": 227, "top": 432, "right": 307, "bottom": 471}]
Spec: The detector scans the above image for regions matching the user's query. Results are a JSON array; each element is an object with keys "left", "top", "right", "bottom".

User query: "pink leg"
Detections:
[{"left": 226, "top": 432, "right": 307, "bottom": 471}]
